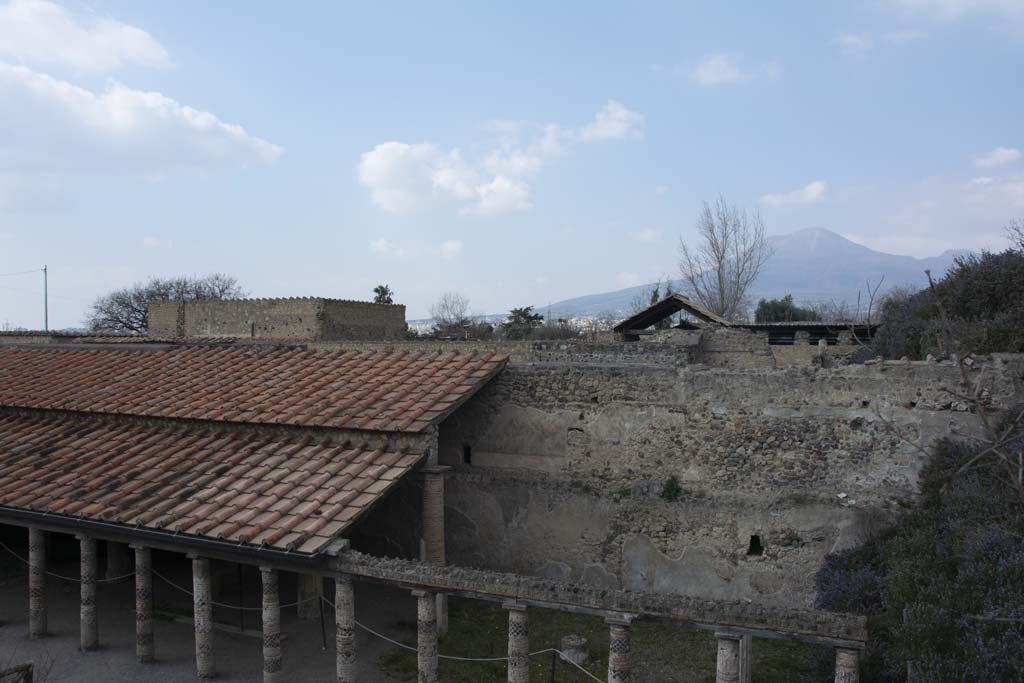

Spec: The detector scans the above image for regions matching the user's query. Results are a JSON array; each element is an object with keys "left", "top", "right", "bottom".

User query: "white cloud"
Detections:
[
  {"left": 885, "top": 29, "right": 927, "bottom": 44},
  {"left": 475, "top": 175, "right": 531, "bottom": 214},
  {"left": 628, "top": 228, "right": 661, "bottom": 243},
  {"left": 0, "top": 64, "right": 283, "bottom": 170},
  {"left": 438, "top": 239, "right": 463, "bottom": 259},
  {"left": 687, "top": 53, "right": 779, "bottom": 85},
  {"left": 358, "top": 102, "right": 643, "bottom": 215},
  {"left": 580, "top": 100, "right": 644, "bottom": 141},
  {"left": 975, "top": 146, "right": 1022, "bottom": 169},
  {"left": 877, "top": 173, "right": 1024, "bottom": 255},
  {"left": 357, "top": 142, "right": 441, "bottom": 213},
  {"left": 888, "top": 0, "right": 1024, "bottom": 22},
  {"left": 690, "top": 53, "right": 747, "bottom": 85},
  {"left": 615, "top": 272, "right": 645, "bottom": 288},
  {"left": 759, "top": 180, "right": 828, "bottom": 207},
  {"left": 835, "top": 33, "right": 875, "bottom": 53},
  {"left": 369, "top": 238, "right": 413, "bottom": 258},
  {"left": 0, "top": 0, "right": 169, "bottom": 71},
  {"left": 141, "top": 235, "right": 171, "bottom": 248}
]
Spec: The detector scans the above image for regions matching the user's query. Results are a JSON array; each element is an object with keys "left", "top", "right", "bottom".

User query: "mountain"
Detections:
[{"left": 537, "top": 228, "right": 967, "bottom": 319}]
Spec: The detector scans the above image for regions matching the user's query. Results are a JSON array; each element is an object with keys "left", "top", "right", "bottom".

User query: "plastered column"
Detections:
[
  {"left": 298, "top": 573, "right": 321, "bottom": 620},
  {"left": 133, "top": 545, "right": 154, "bottom": 663},
  {"left": 504, "top": 602, "right": 528, "bottom": 683},
  {"left": 716, "top": 634, "right": 741, "bottom": 683},
  {"left": 261, "top": 567, "right": 282, "bottom": 683},
  {"left": 413, "top": 590, "right": 438, "bottom": 683},
  {"left": 739, "top": 634, "right": 752, "bottom": 683},
  {"left": 28, "top": 527, "right": 46, "bottom": 639},
  {"left": 78, "top": 535, "right": 98, "bottom": 651},
  {"left": 335, "top": 575, "right": 356, "bottom": 683},
  {"left": 191, "top": 556, "right": 215, "bottom": 679},
  {"left": 835, "top": 648, "right": 860, "bottom": 683},
  {"left": 422, "top": 466, "right": 449, "bottom": 634},
  {"left": 607, "top": 617, "right": 632, "bottom": 683}
]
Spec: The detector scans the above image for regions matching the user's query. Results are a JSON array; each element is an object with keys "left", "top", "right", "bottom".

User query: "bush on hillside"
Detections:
[
  {"left": 874, "top": 246, "right": 1024, "bottom": 359},
  {"left": 815, "top": 434, "right": 1024, "bottom": 681}
]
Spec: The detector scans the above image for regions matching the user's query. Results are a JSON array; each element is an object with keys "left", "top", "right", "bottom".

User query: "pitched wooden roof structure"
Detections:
[{"left": 612, "top": 293, "right": 731, "bottom": 334}]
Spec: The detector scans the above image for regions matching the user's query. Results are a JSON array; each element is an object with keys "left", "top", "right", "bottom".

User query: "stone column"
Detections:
[
  {"left": 133, "top": 545, "right": 154, "bottom": 663},
  {"left": 607, "top": 617, "right": 632, "bottom": 683},
  {"left": 835, "top": 648, "right": 860, "bottom": 683},
  {"left": 739, "top": 634, "right": 752, "bottom": 683},
  {"left": 105, "top": 541, "right": 130, "bottom": 581},
  {"left": 191, "top": 556, "right": 215, "bottom": 679},
  {"left": 261, "top": 567, "right": 282, "bottom": 683},
  {"left": 716, "top": 633, "right": 741, "bottom": 683},
  {"left": 297, "top": 574, "right": 321, "bottom": 620},
  {"left": 504, "top": 602, "right": 528, "bottom": 683},
  {"left": 78, "top": 534, "right": 99, "bottom": 651},
  {"left": 28, "top": 527, "right": 46, "bottom": 639},
  {"left": 422, "top": 466, "right": 449, "bottom": 634},
  {"left": 335, "top": 575, "right": 356, "bottom": 683},
  {"left": 413, "top": 590, "right": 438, "bottom": 683}
]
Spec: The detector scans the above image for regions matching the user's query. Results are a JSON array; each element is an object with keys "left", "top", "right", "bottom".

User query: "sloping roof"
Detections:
[
  {"left": 613, "top": 293, "right": 730, "bottom": 332},
  {"left": 0, "top": 411, "right": 421, "bottom": 555},
  {"left": 0, "top": 346, "right": 507, "bottom": 433}
]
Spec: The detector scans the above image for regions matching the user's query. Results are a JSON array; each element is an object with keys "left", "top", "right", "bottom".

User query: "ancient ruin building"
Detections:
[
  {"left": 2, "top": 297, "right": 1021, "bottom": 681},
  {"left": 147, "top": 297, "right": 407, "bottom": 340}
]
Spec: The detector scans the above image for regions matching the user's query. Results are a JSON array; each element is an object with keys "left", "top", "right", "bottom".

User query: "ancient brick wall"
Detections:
[
  {"left": 319, "top": 299, "right": 407, "bottom": 340},
  {"left": 437, "top": 356, "right": 1024, "bottom": 608},
  {"left": 148, "top": 298, "right": 406, "bottom": 340}
]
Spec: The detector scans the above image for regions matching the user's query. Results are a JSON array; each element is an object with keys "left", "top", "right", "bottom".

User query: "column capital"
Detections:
[
  {"left": 502, "top": 600, "right": 527, "bottom": 612},
  {"left": 422, "top": 465, "right": 451, "bottom": 476},
  {"left": 606, "top": 614, "right": 636, "bottom": 626},
  {"left": 411, "top": 589, "right": 434, "bottom": 598},
  {"left": 715, "top": 631, "right": 743, "bottom": 641}
]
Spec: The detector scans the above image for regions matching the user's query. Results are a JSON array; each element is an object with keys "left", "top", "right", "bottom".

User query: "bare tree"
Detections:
[
  {"left": 430, "top": 291, "right": 471, "bottom": 335},
  {"left": 1007, "top": 218, "right": 1024, "bottom": 251},
  {"left": 86, "top": 274, "right": 246, "bottom": 334},
  {"left": 678, "top": 196, "right": 772, "bottom": 322}
]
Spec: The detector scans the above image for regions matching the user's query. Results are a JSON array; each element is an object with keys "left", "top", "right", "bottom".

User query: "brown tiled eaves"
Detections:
[
  {"left": 0, "top": 346, "right": 507, "bottom": 433},
  {"left": 0, "top": 411, "right": 422, "bottom": 555}
]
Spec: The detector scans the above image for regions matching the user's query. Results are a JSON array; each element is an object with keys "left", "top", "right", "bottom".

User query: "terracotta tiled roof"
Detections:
[
  {"left": 0, "top": 346, "right": 507, "bottom": 433},
  {"left": 0, "top": 411, "right": 422, "bottom": 554}
]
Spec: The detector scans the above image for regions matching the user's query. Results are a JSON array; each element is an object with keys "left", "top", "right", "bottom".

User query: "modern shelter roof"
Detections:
[
  {"left": 0, "top": 346, "right": 507, "bottom": 433},
  {"left": 612, "top": 293, "right": 731, "bottom": 332},
  {"left": 0, "top": 411, "right": 420, "bottom": 555}
]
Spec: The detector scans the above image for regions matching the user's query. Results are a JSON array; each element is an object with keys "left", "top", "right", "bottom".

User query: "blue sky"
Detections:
[{"left": 1, "top": 0, "right": 1022, "bottom": 328}]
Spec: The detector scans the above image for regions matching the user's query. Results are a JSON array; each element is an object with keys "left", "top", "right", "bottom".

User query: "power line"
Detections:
[{"left": 0, "top": 268, "right": 43, "bottom": 278}]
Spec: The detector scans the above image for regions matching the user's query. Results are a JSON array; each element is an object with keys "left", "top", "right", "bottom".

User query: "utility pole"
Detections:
[{"left": 43, "top": 265, "right": 48, "bottom": 331}]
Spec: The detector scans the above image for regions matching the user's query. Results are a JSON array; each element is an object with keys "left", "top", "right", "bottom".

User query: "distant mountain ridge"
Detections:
[{"left": 536, "top": 228, "right": 967, "bottom": 319}]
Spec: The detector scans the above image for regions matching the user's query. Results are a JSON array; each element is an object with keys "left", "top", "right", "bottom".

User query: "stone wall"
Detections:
[
  {"left": 148, "top": 298, "right": 406, "bottom": 340},
  {"left": 311, "top": 328, "right": 857, "bottom": 368},
  {"left": 435, "top": 356, "right": 1024, "bottom": 608},
  {"left": 311, "top": 339, "right": 684, "bottom": 366}
]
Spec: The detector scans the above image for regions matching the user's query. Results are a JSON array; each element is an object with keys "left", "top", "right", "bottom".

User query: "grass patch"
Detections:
[{"left": 376, "top": 598, "right": 831, "bottom": 682}]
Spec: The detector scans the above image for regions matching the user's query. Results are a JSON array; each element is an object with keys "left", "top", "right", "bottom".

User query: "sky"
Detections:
[{"left": 1, "top": 0, "right": 1022, "bottom": 329}]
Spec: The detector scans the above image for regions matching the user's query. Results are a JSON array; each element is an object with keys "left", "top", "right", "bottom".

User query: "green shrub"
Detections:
[
  {"left": 755, "top": 294, "right": 820, "bottom": 323},
  {"left": 815, "top": 435, "right": 1024, "bottom": 681},
  {"left": 875, "top": 247, "right": 1024, "bottom": 359},
  {"left": 660, "top": 476, "right": 683, "bottom": 502}
]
